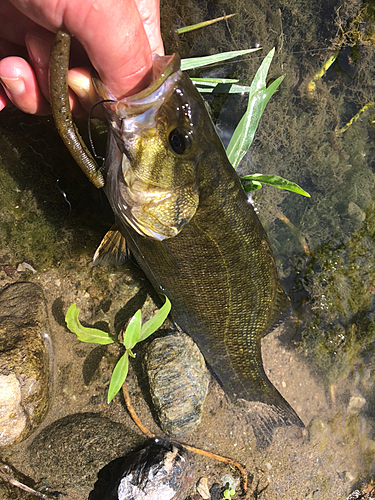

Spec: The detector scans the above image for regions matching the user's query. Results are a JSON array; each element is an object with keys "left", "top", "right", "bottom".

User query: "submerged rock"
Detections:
[
  {"left": 0, "top": 373, "right": 27, "bottom": 447},
  {"left": 0, "top": 282, "right": 51, "bottom": 447},
  {"left": 196, "top": 477, "right": 211, "bottom": 499},
  {"left": 144, "top": 332, "right": 210, "bottom": 438},
  {"left": 28, "top": 413, "right": 143, "bottom": 492},
  {"left": 93, "top": 438, "right": 193, "bottom": 500}
]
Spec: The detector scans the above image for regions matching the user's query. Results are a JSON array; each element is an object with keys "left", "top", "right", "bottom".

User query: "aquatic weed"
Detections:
[
  {"left": 223, "top": 487, "right": 235, "bottom": 499},
  {"left": 181, "top": 47, "right": 310, "bottom": 197},
  {"left": 65, "top": 296, "right": 171, "bottom": 402}
]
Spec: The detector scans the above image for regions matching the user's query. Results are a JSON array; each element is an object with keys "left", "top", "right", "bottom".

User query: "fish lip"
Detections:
[
  {"left": 93, "top": 54, "right": 182, "bottom": 118},
  {"left": 94, "top": 54, "right": 183, "bottom": 141},
  {"left": 122, "top": 54, "right": 181, "bottom": 102}
]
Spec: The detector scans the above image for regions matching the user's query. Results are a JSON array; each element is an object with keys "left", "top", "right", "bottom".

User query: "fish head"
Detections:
[{"left": 93, "top": 54, "right": 202, "bottom": 241}]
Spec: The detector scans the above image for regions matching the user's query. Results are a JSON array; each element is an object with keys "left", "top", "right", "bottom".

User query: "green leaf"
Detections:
[
  {"left": 242, "top": 180, "right": 262, "bottom": 193},
  {"left": 107, "top": 352, "right": 129, "bottom": 403},
  {"left": 139, "top": 296, "right": 171, "bottom": 342},
  {"left": 223, "top": 489, "right": 235, "bottom": 499},
  {"left": 226, "top": 48, "right": 284, "bottom": 169},
  {"left": 192, "top": 78, "right": 251, "bottom": 94},
  {"left": 193, "top": 77, "right": 241, "bottom": 84},
  {"left": 181, "top": 48, "right": 260, "bottom": 71},
  {"left": 65, "top": 303, "right": 115, "bottom": 345},
  {"left": 241, "top": 174, "right": 311, "bottom": 197},
  {"left": 175, "top": 14, "right": 236, "bottom": 34},
  {"left": 123, "top": 309, "right": 142, "bottom": 350}
]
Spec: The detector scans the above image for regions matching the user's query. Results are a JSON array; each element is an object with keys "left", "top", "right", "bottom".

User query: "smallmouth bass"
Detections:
[{"left": 49, "top": 31, "right": 303, "bottom": 443}]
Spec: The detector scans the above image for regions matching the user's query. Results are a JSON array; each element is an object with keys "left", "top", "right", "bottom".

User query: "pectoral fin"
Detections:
[{"left": 93, "top": 223, "right": 129, "bottom": 266}]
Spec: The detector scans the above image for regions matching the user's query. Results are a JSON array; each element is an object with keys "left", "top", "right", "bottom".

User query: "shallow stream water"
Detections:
[{"left": 1, "top": 0, "right": 375, "bottom": 498}]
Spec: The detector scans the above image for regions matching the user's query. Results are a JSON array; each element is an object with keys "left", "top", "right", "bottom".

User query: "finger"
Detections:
[
  {"left": 0, "top": 37, "right": 28, "bottom": 59},
  {"left": 9, "top": 0, "right": 155, "bottom": 98},
  {"left": 68, "top": 67, "right": 100, "bottom": 113},
  {"left": 25, "top": 31, "right": 55, "bottom": 103},
  {"left": 0, "top": 84, "right": 10, "bottom": 111},
  {"left": 0, "top": 56, "right": 50, "bottom": 115},
  {"left": 3, "top": 0, "right": 164, "bottom": 109},
  {"left": 135, "top": 0, "right": 164, "bottom": 56},
  {"left": 62, "top": 0, "right": 154, "bottom": 98},
  {"left": 1, "top": 0, "right": 41, "bottom": 46}
]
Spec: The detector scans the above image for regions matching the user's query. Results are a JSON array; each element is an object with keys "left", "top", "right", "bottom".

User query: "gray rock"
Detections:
[
  {"left": 0, "top": 282, "right": 51, "bottom": 447},
  {"left": 221, "top": 473, "right": 238, "bottom": 490},
  {"left": 28, "top": 412, "right": 143, "bottom": 492},
  {"left": 144, "top": 332, "right": 210, "bottom": 438}
]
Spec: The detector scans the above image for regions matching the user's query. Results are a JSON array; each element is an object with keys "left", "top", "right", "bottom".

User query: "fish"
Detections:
[{"left": 49, "top": 31, "right": 303, "bottom": 444}]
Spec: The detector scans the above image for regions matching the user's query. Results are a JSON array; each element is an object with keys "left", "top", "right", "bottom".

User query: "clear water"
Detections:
[{"left": 1, "top": 0, "right": 375, "bottom": 498}]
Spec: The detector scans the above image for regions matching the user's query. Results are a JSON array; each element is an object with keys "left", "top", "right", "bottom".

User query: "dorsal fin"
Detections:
[{"left": 93, "top": 222, "right": 129, "bottom": 266}]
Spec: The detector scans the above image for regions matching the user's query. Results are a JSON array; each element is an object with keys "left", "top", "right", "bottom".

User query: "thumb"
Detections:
[{"left": 64, "top": 0, "right": 154, "bottom": 98}]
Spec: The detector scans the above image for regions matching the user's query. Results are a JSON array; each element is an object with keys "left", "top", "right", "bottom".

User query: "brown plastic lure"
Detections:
[{"left": 49, "top": 29, "right": 105, "bottom": 189}]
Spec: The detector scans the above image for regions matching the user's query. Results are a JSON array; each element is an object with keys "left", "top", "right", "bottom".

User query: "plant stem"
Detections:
[
  {"left": 122, "top": 381, "right": 155, "bottom": 438},
  {"left": 171, "top": 441, "right": 248, "bottom": 494},
  {"left": 337, "top": 100, "right": 375, "bottom": 134}
]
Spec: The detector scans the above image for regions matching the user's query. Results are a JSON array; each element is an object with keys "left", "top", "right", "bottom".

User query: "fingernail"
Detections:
[
  {"left": 68, "top": 73, "right": 91, "bottom": 99},
  {"left": 68, "top": 68, "right": 98, "bottom": 108},
  {"left": 0, "top": 76, "right": 25, "bottom": 95},
  {"left": 26, "top": 34, "right": 50, "bottom": 68}
]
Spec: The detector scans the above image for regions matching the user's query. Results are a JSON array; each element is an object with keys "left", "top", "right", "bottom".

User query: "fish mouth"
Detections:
[{"left": 93, "top": 54, "right": 182, "bottom": 131}]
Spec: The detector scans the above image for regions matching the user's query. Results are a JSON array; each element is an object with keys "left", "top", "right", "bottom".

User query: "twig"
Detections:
[
  {"left": 0, "top": 462, "right": 48, "bottom": 499},
  {"left": 276, "top": 211, "right": 310, "bottom": 255},
  {"left": 307, "top": 52, "right": 339, "bottom": 94},
  {"left": 169, "top": 440, "right": 248, "bottom": 494},
  {"left": 122, "top": 382, "right": 155, "bottom": 438},
  {"left": 121, "top": 381, "right": 249, "bottom": 495}
]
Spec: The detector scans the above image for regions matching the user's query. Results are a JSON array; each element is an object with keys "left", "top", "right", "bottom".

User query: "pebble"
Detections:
[
  {"left": 347, "top": 202, "right": 366, "bottom": 222},
  {"left": 28, "top": 412, "right": 143, "bottom": 491},
  {"left": 144, "top": 332, "right": 210, "bottom": 437},
  {"left": 16, "top": 262, "right": 37, "bottom": 274},
  {"left": 221, "top": 473, "right": 238, "bottom": 491},
  {"left": 0, "top": 373, "right": 26, "bottom": 446},
  {"left": 345, "top": 491, "right": 362, "bottom": 500},
  {"left": 196, "top": 477, "right": 211, "bottom": 499},
  {"left": 0, "top": 282, "right": 51, "bottom": 447},
  {"left": 209, "top": 483, "right": 222, "bottom": 500},
  {"left": 347, "top": 395, "right": 366, "bottom": 415}
]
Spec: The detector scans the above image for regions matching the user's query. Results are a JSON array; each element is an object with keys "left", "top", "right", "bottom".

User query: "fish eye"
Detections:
[{"left": 168, "top": 127, "right": 194, "bottom": 155}]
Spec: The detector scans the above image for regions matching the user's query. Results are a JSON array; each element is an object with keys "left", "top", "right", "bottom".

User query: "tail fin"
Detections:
[{"left": 237, "top": 396, "right": 304, "bottom": 448}]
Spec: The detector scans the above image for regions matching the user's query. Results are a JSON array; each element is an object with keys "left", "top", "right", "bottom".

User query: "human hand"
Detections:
[{"left": 0, "top": 0, "right": 164, "bottom": 116}]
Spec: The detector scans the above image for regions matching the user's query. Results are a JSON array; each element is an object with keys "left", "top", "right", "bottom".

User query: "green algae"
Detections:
[
  {"left": 0, "top": 134, "right": 69, "bottom": 269},
  {"left": 0, "top": 113, "right": 110, "bottom": 271},
  {"left": 292, "top": 197, "right": 375, "bottom": 386}
]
